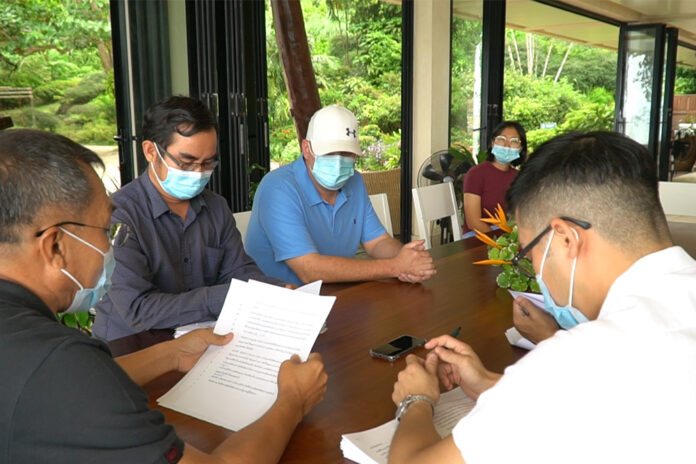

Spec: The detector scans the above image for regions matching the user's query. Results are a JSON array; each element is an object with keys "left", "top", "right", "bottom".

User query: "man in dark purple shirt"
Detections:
[{"left": 93, "top": 96, "right": 280, "bottom": 341}]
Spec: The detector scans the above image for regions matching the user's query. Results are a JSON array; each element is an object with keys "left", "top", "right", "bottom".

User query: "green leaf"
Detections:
[
  {"left": 74, "top": 311, "right": 90, "bottom": 326},
  {"left": 496, "top": 271, "right": 511, "bottom": 288},
  {"left": 488, "top": 248, "right": 500, "bottom": 260},
  {"left": 510, "top": 278, "right": 528, "bottom": 292}
]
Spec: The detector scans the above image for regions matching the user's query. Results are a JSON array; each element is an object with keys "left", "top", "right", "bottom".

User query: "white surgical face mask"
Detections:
[
  {"left": 152, "top": 144, "right": 213, "bottom": 200},
  {"left": 59, "top": 228, "right": 115, "bottom": 313},
  {"left": 535, "top": 228, "right": 589, "bottom": 329}
]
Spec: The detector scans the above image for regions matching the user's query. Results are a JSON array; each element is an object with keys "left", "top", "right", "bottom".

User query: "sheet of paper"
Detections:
[
  {"left": 157, "top": 279, "right": 335, "bottom": 431},
  {"left": 505, "top": 326, "right": 536, "bottom": 350},
  {"left": 340, "top": 389, "right": 476, "bottom": 464},
  {"left": 173, "top": 320, "right": 217, "bottom": 338},
  {"left": 296, "top": 279, "right": 322, "bottom": 295},
  {"left": 507, "top": 289, "right": 545, "bottom": 309}
]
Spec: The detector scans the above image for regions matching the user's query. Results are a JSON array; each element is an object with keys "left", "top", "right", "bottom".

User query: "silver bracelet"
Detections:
[{"left": 395, "top": 394, "right": 435, "bottom": 421}]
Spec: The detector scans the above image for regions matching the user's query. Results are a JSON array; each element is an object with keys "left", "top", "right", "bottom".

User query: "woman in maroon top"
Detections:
[{"left": 462, "top": 121, "right": 528, "bottom": 234}]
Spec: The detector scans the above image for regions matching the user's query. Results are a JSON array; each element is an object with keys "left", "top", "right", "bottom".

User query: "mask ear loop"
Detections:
[
  {"left": 539, "top": 229, "right": 555, "bottom": 280},
  {"left": 151, "top": 144, "right": 169, "bottom": 185},
  {"left": 567, "top": 228, "right": 580, "bottom": 308}
]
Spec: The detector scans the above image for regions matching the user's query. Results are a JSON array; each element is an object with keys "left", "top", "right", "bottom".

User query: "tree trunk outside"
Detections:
[{"left": 271, "top": 0, "right": 321, "bottom": 145}]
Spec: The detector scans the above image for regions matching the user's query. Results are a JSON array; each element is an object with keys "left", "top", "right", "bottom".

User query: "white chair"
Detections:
[
  {"left": 369, "top": 193, "right": 394, "bottom": 237},
  {"left": 412, "top": 182, "right": 462, "bottom": 250},
  {"left": 659, "top": 181, "right": 696, "bottom": 220},
  {"left": 232, "top": 210, "right": 252, "bottom": 245}
]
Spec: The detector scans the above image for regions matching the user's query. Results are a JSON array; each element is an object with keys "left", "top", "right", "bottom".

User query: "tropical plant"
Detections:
[
  {"left": 56, "top": 311, "right": 94, "bottom": 335},
  {"left": 472, "top": 205, "right": 540, "bottom": 293}
]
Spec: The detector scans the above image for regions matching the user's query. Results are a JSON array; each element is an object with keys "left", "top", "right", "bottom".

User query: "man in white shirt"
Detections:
[{"left": 388, "top": 131, "right": 696, "bottom": 464}]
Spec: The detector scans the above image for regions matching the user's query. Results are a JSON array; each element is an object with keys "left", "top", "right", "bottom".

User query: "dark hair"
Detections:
[
  {"left": 506, "top": 131, "right": 669, "bottom": 247},
  {"left": 142, "top": 95, "right": 218, "bottom": 149},
  {"left": 0, "top": 129, "right": 104, "bottom": 244},
  {"left": 487, "top": 120, "right": 528, "bottom": 166}
]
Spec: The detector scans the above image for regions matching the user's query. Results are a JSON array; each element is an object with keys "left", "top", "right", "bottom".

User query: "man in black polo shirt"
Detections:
[{"left": 0, "top": 129, "right": 327, "bottom": 463}]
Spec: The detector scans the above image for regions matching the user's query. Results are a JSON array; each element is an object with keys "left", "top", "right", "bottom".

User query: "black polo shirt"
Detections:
[{"left": 0, "top": 279, "right": 184, "bottom": 463}]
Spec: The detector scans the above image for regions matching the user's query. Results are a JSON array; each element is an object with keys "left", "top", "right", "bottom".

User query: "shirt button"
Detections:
[{"left": 183, "top": 257, "right": 189, "bottom": 263}]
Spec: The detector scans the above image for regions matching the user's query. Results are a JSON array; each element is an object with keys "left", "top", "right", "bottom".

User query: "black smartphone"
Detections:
[{"left": 369, "top": 334, "right": 427, "bottom": 362}]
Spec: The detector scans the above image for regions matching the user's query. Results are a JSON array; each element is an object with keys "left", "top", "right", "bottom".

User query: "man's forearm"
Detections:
[
  {"left": 389, "top": 402, "right": 442, "bottom": 464},
  {"left": 181, "top": 395, "right": 303, "bottom": 464},
  {"left": 366, "top": 235, "right": 403, "bottom": 259},
  {"left": 115, "top": 340, "right": 177, "bottom": 386},
  {"left": 287, "top": 253, "right": 397, "bottom": 284}
]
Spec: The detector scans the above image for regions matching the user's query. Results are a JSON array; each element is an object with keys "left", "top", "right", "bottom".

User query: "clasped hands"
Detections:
[
  {"left": 395, "top": 240, "right": 437, "bottom": 283},
  {"left": 392, "top": 335, "right": 501, "bottom": 409}
]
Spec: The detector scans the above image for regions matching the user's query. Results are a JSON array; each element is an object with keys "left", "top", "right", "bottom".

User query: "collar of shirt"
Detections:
[
  {"left": 139, "top": 170, "right": 208, "bottom": 220},
  {"left": 599, "top": 245, "right": 696, "bottom": 319},
  {"left": 0, "top": 279, "right": 55, "bottom": 321},
  {"left": 291, "top": 157, "right": 352, "bottom": 208}
]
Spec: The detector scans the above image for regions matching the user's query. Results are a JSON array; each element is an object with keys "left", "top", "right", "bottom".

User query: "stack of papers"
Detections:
[
  {"left": 340, "top": 389, "right": 476, "bottom": 464},
  {"left": 158, "top": 279, "right": 335, "bottom": 431}
]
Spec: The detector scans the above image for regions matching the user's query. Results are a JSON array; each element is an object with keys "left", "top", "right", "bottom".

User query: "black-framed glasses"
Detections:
[
  {"left": 35, "top": 221, "right": 131, "bottom": 248},
  {"left": 494, "top": 135, "right": 522, "bottom": 148},
  {"left": 511, "top": 217, "right": 592, "bottom": 279},
  {"left": 155, "top": 142, "right": 220, "bottom": 171}
]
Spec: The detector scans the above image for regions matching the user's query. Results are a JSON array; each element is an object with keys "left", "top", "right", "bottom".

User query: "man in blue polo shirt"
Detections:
[{"left": 246, "top": 105, "right": 436, "bottom": 286}]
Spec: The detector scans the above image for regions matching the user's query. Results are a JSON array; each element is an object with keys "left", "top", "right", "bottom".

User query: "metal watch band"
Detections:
[{"left": 395, "top": 394, "right": 435, "bottom": 421}]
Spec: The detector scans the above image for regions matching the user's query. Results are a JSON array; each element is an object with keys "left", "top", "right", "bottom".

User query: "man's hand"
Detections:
[
  {"left": 392, "top": 353, "right": 440, "bottom": 406},
  {"left": 277, "top": 352, "right": 328, "bottom": 418},
  {"left": 172, "top": 328, "right": 234, "bottom": 373},
  {"left": 425, "top": 335, "right": 500, "bottom": 399},
  {"left": 512, "top": 296, "right": 560, "bottom": 344},
  {"left": 393, "top": 240, "right": 436, "bottom": 283}
]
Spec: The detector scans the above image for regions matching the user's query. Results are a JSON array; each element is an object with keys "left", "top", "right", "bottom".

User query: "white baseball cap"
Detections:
[{"left": 306, "top": 105, "right": 361, "bottom": 156}]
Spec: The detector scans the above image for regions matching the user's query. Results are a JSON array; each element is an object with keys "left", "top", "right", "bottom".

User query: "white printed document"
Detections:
[
  {"left": 340, "top": 389, "right": 476, "bottom": 464},
  {"left": 157, "top": 279, "right": 335, "bottom": 431}
]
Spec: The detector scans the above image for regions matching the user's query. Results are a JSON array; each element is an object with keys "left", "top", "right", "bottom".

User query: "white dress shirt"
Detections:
[{"left": 452, "top": 246, "right": 696, "bottom": 464}]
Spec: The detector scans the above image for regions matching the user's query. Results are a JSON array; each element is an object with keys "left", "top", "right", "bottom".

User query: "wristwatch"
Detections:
[{"left": 395, "top": 394, "right": 435, "bottom": 421}]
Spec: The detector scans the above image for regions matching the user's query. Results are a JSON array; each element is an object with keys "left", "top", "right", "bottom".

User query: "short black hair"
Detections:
[
  {"left": 487, "top": 120, "right": 528, "bottom": 166},
  {"left": 506, "top": 131, "right": 669, "bottom": 248},
  {"left": 142, "top": 95, "right": 218, "bottom": 149},
  {"left": 0, "top": 129, "right": 104, "bottom": 244}
]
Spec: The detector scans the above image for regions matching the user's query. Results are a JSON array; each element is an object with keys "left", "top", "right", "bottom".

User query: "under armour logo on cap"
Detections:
[{"left": 346, "top": 128, "right": 357, "bottom": 138}]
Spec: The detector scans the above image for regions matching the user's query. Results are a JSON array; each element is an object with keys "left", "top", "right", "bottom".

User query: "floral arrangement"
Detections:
[{"left": 472, "top": 204, "right": 540, "bottom": 293}]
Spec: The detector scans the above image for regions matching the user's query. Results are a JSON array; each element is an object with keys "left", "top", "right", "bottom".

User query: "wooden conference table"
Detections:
[{"left": 109, "top": 221, "right": 696, "bottom": 464}]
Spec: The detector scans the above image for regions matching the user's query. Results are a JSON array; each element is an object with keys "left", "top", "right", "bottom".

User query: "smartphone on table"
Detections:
[{"left": 369, "top": 334, "right": 427, "bottom": 362}]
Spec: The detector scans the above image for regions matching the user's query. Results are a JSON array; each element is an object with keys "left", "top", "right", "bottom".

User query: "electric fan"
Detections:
[{"left": 416, "top": 150, "right": 472, "bottom": 245}]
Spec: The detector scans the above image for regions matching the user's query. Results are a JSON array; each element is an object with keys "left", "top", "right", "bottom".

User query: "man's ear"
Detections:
[
  {"left": 142, "top": 140, "right": 157, "bottom": 164},
  {"left": 301, "top": 140, "right": 312, "bottom": 161},
  {"left": 38, "top": 227, "right": 68, "bottom": 270},
  {"left": 550, "top": 219, "right": 582, "bottom": 259}
]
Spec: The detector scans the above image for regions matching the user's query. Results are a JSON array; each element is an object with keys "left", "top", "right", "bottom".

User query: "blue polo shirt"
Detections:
[{"left": 246, "top": 157, "right": 386, "bottom": 285}]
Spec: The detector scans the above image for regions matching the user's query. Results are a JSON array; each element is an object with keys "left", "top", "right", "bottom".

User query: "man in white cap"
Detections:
[{"left": 246, "top": 105, "right": 435, "bottom": 285}]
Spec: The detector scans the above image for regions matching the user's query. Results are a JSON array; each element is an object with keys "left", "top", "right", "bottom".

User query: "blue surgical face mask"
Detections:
[
  {"left": 152, "top": 144, "right": 213, "bottom": 200},
  {"left": 535, "top": 229, "right": 589, "bottom": 329},
  {"left": 491, "top": 145, "right": 520, "bottom": 164},
  {"left": 312, "top": 153, "right": 355, "bottom": 190},
  {"left": 59, "top": 228, "right": 116, "bottom": 314}
]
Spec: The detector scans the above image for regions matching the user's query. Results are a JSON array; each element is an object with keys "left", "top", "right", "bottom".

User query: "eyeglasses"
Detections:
[
  {"left": 511, "top": 217, "right": 591, "bottom": 279},
  {"left": 35, "top": 221, "right": 131, "bottom": 248},
  {"left": 494, "top": 135, "right": 522, "bottom": 148},
  {"left": 155, "top": 142, "right": 220, "bottom": 171}
]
